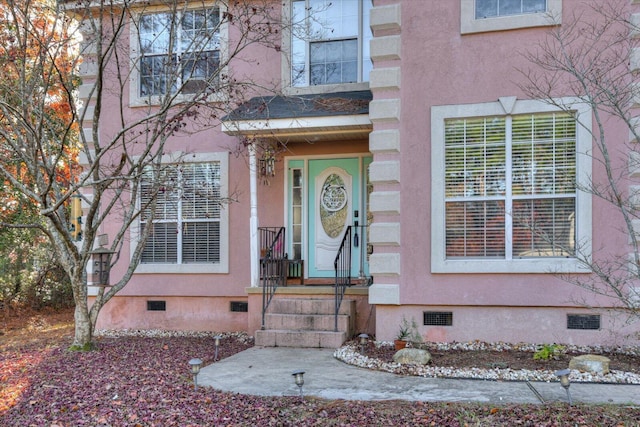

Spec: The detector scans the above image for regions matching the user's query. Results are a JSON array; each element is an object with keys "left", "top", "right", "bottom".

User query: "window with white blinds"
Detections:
[
  {"left": 432, "top": 98, "right": 591, "bottom": 273},
  {"left": 445, "top": 112, "right": 576, "bottom": 259},
  {"left": 140, "top": 162, "right": 221, "bottom": 264}
]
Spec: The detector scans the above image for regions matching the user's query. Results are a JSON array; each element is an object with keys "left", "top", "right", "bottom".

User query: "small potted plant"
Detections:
[
  {"left": 395, "top": 325, "right": 410, "bottom": 350},
  {"left": 394, "top": 316, "right": 422, "bottom": 350}
]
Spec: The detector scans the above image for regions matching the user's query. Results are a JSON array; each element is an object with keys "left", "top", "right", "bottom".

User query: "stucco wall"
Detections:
[
  {"left": 92, "top": 296, "right": 248, "bottom": 332},
  {"left": 369, "top": 0, "right": 640, "bottom": 345}
]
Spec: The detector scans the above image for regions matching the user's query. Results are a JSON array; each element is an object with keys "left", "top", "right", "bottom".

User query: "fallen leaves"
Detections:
[{"left": 1, "top": 314, "right": 639, "bottom": 426}]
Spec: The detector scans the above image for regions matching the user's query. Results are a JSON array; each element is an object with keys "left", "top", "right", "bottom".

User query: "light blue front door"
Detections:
[{"left": 308, "top": 158, "right": 361, "bottom": 278}]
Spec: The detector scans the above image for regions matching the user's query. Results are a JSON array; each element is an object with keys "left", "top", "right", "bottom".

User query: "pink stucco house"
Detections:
[{"left": 87, "top": 0, "right": 640, "bottom": 347}]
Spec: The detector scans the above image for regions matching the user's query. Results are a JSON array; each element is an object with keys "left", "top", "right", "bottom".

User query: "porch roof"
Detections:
[{"left": 221, "top": 90, "right": 372, "bottom": 142}]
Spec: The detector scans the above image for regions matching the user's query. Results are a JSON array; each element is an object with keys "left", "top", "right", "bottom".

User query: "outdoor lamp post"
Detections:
[
  {"left": 189, "top": 358, "right": 203, "bottom": 390},
  {"left": 358, "top": 333, "right": 369, "bottom": 354},
  {"left": 292, "top": 370, "right": 305, "bottom": 397},
  {"left": 89, "top": 236, "right": 116, "bottom": 287},
  {"left": 214, "top": 335, "right": 222, "bottom": 361},
  {"left": 555, "top": 368, "right": 572, "bottom": 405}
]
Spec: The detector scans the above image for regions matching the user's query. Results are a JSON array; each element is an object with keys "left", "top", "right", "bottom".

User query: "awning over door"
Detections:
[{"left": 221, "top": 90, "right": 372, "bottom": 142}]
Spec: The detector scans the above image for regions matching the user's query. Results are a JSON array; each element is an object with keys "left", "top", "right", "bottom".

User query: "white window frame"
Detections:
[
  {"left": 431, "top": 98, "right": 591, "bottom": 273},
  {"left": 461, "top": 0, "right": 562, "bottom": 34},
  {"left": 129, "top": 3, "right": 228, "bottom": 107},
  {"left": 283, "top": 0, "right": 372, "bottom": 95},
  {"left": 133, "top": 152, "right": 229, "bottom": 274}
]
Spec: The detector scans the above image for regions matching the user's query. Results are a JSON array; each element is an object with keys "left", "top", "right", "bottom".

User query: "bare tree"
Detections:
[
  {"left": 519, "top": 1, "right": 640, "bottom": 331},
  {"left": 0, "top": 0, "right": 284, "bottom": 349}
]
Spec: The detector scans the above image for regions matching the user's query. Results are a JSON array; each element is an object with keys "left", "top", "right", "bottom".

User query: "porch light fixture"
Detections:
[
  {"left": 358, "top": 333, "right": 369, "bottom": 354},
  {"left": 555, "top": 368, "right": 572, "bottom": 405},
  {"left": 189, "top": 358, "right": 203, "bottom": 390},
  {"left": 259, "top": 147, "right": 276, "bottom": 178},
  {"left": 292, "top": 370, "right": 305, "bottom": 397},
  {"left": 214, "top": 335, "right": 222, "bottom": 361}
]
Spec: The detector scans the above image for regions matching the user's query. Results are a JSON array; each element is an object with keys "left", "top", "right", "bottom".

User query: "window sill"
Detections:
[
  {"left": 135, "top": 263, "right": 228, "bottom": 274},
  {"left": 129, "top": 91, "right": 227, "bottom": 108},
  {"left": 283, "top": 82, "right": 370, "bottom": 97},
  {"left": 431, "top": 258, "right": 590, "bottom": 274}
]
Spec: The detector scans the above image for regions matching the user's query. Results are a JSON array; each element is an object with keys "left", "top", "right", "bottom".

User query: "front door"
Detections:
[
  {"left": 287, "top": 156, "right": 370, "bottom": 280},
  {"left": 308, "top": 158, "right": 360, "bottom": 277}
]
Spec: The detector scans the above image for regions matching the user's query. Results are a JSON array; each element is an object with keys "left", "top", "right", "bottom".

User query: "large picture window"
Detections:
[
  {"left": 138, "top": 8, "right": 220, "bottom": 97},
  {"left": 139, "top": 162, "right": 223, "bottom": 268},
  {"left": 431, "top": 98, "right": 591, "bottom": 273},
  {"left": 291, "top": 0, "right": 372, "bottom": 87}
]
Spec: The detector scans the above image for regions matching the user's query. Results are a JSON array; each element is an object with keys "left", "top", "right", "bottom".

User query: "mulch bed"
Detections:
[{"left": 362, "top": 343, "right": 640, "bottom": 374}]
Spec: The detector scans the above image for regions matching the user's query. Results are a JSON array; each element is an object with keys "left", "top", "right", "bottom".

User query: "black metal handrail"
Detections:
[
  {"left": 334, "top": 226, "right": 352, "bottom": 332},
  {"left": 260, "top": 227, "right": 286, "bottom": 330}
]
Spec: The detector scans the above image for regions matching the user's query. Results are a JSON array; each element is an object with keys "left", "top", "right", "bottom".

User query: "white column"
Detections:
[{"left": 249, "top": 143, "right": 259, "bottom": 287}]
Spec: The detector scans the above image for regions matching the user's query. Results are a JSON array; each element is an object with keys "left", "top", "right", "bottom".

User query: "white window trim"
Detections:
[
  {"left": 128, "top": 3, "right": 229, "bottom": 108},
  {"left": 280, "top": 0, "right": 371, "bottom": 95},
  {"left": 461, "top": 0, "right": 562, "bottom": 34},
  {"left": 132, "top": 151, "right": 229, "bottom": 274},
  {"left": 431, "top": 97, "right": 592, "bottom": 274}
]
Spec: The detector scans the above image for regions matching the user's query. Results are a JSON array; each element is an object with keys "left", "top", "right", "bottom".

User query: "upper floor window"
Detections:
[
  {"left": 138, "top": 8, "right": 220, "bottom": 97},
  {"left": 291, "top": 0, "right": 372, "bottom": 87},
  {"left": 475, "top": 0, "right": 546, "bottom": 19},
  {"left": 461, "top": 0, "right": 561, "bottom": 34},
  {"left": 431, "top": 98, "right": 591, "bottom": 273}
]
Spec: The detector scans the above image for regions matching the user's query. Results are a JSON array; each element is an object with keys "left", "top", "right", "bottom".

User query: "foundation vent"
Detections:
[
  {"left": 230, "top": 301, "right": 248, "bottom": 312},
  {"left": 423, "top": 311, "right": 453, "bottom": 326},
  {"left": 147, "top": 300, "right": 166, "bottom": 311},
  {"left": 567, "top": 314, "right": 600, "bottom": 330}
]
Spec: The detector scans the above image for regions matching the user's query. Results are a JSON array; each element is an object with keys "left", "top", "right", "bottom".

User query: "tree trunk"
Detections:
[
  {"left": 72, "top": 301, "right": 93, "bottom": 349},
  {"left": 70, "top": 273, "right": 95, "bottom": 350}
]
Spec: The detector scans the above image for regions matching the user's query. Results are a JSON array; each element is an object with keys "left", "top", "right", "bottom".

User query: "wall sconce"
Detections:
[
  {"left": 358, "top": 333, "right": 369, "bottom": 354},
  {"left": 555, "top": 368, "right": 572, "bottom": 405},
  {"left": 291, "top": 370, "right": 305, "bottom": 397},
  {"left": 214, "top": 335, "right": 222, "bottom": 361},
  {"left": 189, "top": 358, "right": 203, "bottom": 390}
]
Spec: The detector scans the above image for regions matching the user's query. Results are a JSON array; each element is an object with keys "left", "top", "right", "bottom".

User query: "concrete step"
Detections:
[
  {"left": 270, "top": 298, "right": 356, "bottom": 316},
  {"left": 264, "top": 313, "right": 351, "bottom": 332},
  {"left": 255, "top": 329, "right": 347, "bottom": 348}
]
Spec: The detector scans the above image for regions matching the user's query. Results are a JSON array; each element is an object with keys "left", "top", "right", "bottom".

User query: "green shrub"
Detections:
[{"left": 533, "top": 343, "right": 566, "bottom": 361}]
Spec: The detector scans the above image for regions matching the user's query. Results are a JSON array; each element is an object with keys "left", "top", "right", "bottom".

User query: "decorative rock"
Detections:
[
  {"left": 569, "top": 354, "right": 611, "bottom": 375},
  {"left": 393, "top": 348, "right": 432, "bottom": 365}
]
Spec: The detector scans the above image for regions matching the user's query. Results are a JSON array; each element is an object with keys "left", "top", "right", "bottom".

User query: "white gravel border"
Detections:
[
  {"left": 95, "top": 329, "right": 254, "bottom": 344},
  {"left": 334, "top": 341, "right": 640, "bottom": 384}
]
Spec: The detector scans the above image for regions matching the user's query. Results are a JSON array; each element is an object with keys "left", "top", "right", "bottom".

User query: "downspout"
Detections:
[{"left": 249, "top": 142, "right": 259, "bottom": 287}]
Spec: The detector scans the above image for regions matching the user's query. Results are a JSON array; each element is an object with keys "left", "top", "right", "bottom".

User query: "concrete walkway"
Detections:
[{"left": 198, "top": 347, "right": 640, "bottom": 405}]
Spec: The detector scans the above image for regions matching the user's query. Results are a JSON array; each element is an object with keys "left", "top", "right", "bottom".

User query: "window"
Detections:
[
  {"left": 135, "top": 154, "right": 229, "bottom": 274},
  {"left": 291, "top": 0, "right": 372, "bottom": 87},
  {"left": 461, "top": 0, "right": 561, "bottom": 34},
  {"left": 138, "top": 8, "right": 220, "bottom": 97},
  {"left": 475, "top": 0, "right": 546, "bottom": 19},
  {"left": 431, "top": 98, "right": 591, "bottom": 273}
]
